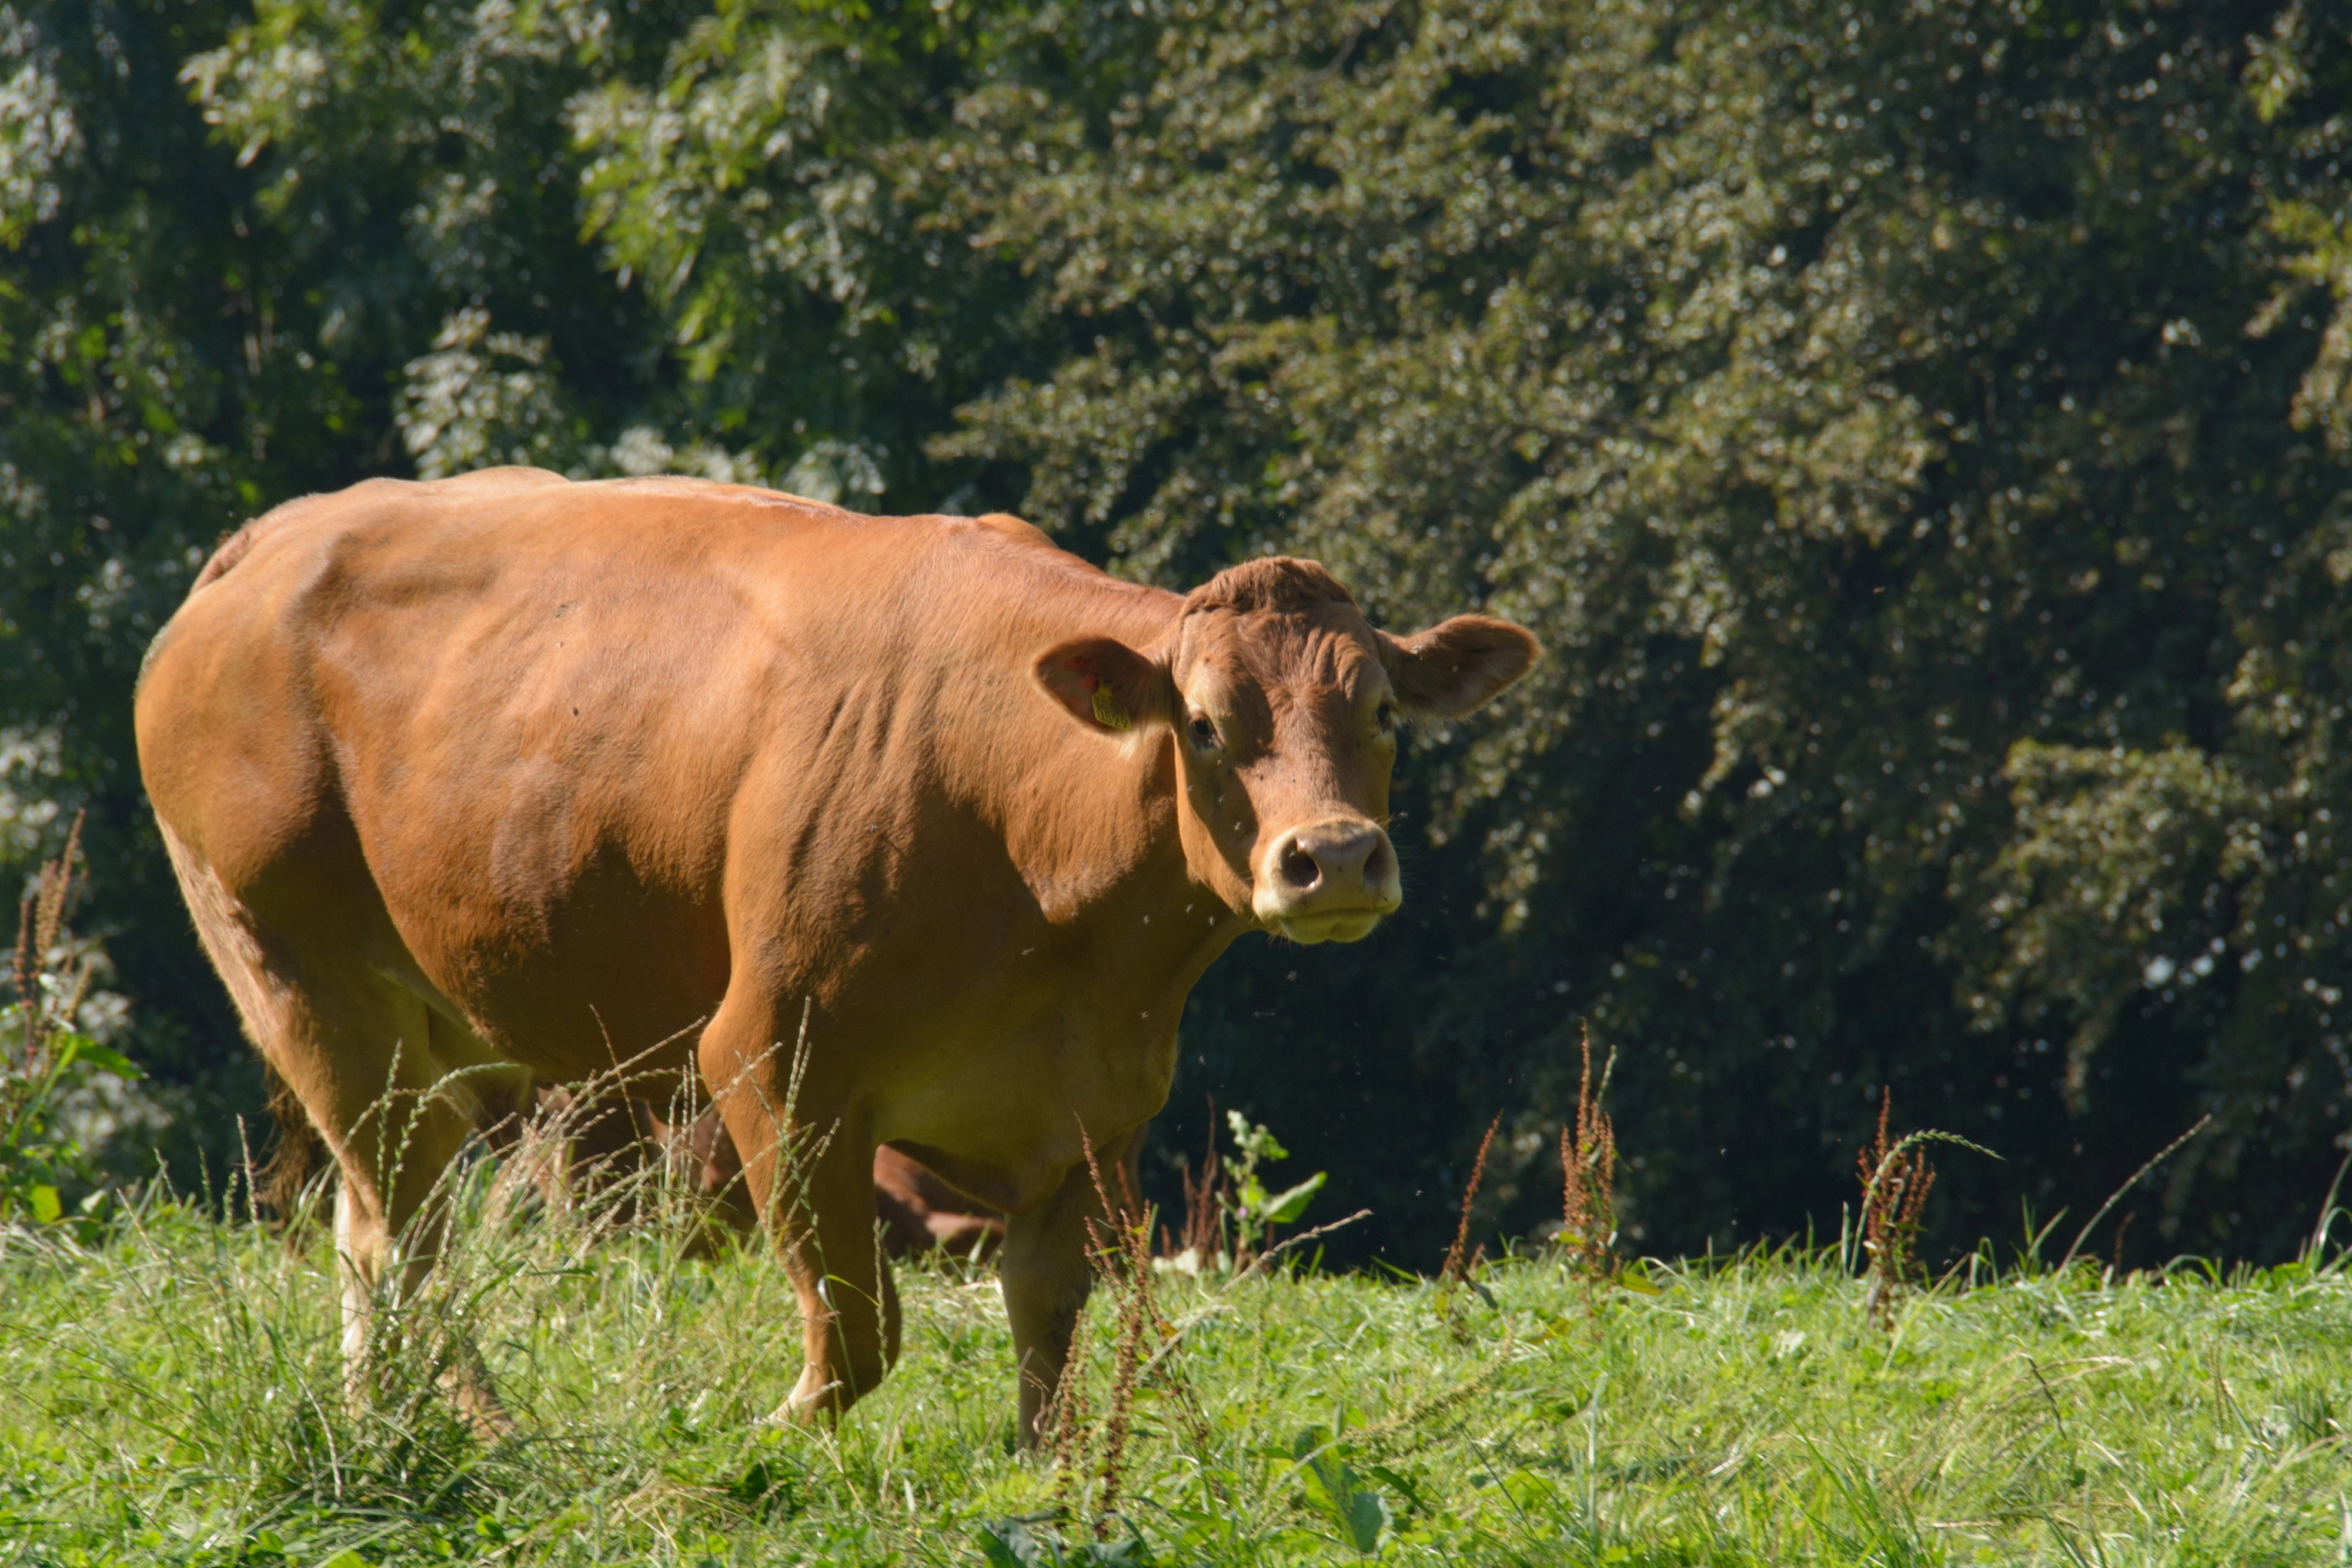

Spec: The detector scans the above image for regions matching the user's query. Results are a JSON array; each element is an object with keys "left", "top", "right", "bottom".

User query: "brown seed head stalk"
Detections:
[{"left": 1560, "top": 1025, "right": 1618, "bottom": 1282}]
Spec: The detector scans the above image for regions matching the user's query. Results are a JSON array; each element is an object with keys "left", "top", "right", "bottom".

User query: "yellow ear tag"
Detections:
[{"left": 1091, "top": 683, "right": 1132, "bottom": 731}]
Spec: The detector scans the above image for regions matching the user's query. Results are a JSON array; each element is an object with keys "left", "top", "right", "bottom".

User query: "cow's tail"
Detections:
[
  {"left": 254, "top": 1059, "right": 329, "bottom": 1225},
  {"left": 142, "top": 517, "right": 332, "bottom": 1222},
  {"left": 191, "top": 521, "right": 259, "bottom": 592},
  {"left": 137, "top": 522, "right": 260, "bottom": 694}
]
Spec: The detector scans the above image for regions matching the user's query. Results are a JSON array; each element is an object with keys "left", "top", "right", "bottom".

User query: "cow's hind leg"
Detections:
[
  {"left": 164, "top": 831, "right": 504, "bottom": 1423},
  {"left": 232, "top": 969, "right": 489, "bottom": 1409},
  {"left": 298, "top": 980, "right": 499, "bottom": 1421},
  {"left": 525, "top": 1081, "right": 660, "bottom": 1223}
]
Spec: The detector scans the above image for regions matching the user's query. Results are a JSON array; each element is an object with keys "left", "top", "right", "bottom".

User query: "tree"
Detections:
[
  {"left": 903, "top": 0, "right": 2352, "bottom": 1261},
  {"left": 5, "top": 0, "right": 2351, "bottom": 1263},
  {"left": 0, "top": 0, "right": 693, "bottom": 1172}
]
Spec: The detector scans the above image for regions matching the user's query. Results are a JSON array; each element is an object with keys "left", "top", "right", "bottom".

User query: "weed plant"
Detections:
[
  {"left": 1159, "top": 1108, "right": 1328, "bottom": 1278},
  {"left": 3, "top": 815, "right": 142, "bottom": 1238},
  {"left": 8, "top": 1131, "right": 2352, "bottom": 1563},
  {"left": 1855, "top": 1092, "right": 1936, "bottom": 1335},
  {"left": 1558, "top": 1031, "right": 1619, "bottom": 1288}
]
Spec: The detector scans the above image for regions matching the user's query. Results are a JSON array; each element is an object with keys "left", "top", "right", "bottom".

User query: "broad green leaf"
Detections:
[
  {"left": 64, "top": 1037, "right": 142, "bottom": 1078},
  {"left": 1343, "top": 1487, "right": 1391, "bottom": 1553},
  {"left": 1262, "top": 1171, "right": 1326, "bottom": 1226},
  {"left": 29, "top": 1185, "right": 61, "bottom": 1225}
]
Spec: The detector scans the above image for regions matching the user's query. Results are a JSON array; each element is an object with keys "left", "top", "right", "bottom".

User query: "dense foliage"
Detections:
[{"left": 3, "top": 0, "right": 2350, "bottom": 1265}]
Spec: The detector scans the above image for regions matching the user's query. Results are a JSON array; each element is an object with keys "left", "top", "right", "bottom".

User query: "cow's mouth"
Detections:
[{"left": 1271, "top": 907, "right": 1391, "bottom": 945}]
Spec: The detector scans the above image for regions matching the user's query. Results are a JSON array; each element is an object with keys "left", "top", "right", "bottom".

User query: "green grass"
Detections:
[{"left": 5, "top": 1170, "right": 2352, "bottom": 1566}]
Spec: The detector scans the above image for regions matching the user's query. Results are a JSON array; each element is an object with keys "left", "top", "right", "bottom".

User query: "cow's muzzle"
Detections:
[{"left": 1252, "top": 817, "right": 1402, "bottom": 944}]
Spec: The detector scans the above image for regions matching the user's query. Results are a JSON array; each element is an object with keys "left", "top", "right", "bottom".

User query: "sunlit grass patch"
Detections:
[{"left": 6, "top": 1181, "right": 2352, "bottom": 1564}]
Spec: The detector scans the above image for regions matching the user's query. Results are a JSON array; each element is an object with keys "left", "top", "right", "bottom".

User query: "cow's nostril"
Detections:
[
  {"left": 1280, "top": 843, "right": 1322, "bottom": 890},
  {"left": 1364, "top": 839, "right": 1394, "bottom": 885}
]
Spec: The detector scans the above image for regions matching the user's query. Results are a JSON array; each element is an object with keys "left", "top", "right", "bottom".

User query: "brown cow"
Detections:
[{"left": 134, "top": 469, "right": 1536, "bottom": 1440}]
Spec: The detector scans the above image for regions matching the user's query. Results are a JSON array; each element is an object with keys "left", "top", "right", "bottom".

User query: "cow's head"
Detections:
[{"left": 1035, "top": 559, "right": 1539, "bottom": 943}]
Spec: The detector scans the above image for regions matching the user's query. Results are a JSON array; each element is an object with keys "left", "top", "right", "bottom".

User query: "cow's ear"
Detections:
[
  {"left": 1034, "top": 636, "right": 1174, "bottom": 734},
  {"left": 1378, "top": 616, "right": 1541, "bottom": 719}
]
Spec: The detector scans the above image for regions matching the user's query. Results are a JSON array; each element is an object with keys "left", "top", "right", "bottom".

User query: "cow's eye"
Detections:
[
  {"left": 1375, "top": 701, "right": 1396, "bottom": 731},
  {"left": 1188, "top": 714, "right": 1221, "bottom": 751}
]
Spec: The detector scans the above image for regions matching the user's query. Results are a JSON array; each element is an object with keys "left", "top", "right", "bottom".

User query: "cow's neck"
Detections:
[
  {"left": 947, "top": 566, "right": 1251, "bottom": 1000},
  {"left": 990, "top": 715, "right": 1244, "bottom": 996}
]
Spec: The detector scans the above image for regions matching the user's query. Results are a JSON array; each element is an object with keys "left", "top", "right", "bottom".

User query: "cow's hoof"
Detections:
[
  {"left": 455, "top": 1381, "right": 517, "bottom": 1442},
  {"left": 443, "top": 1343, "right": 516, "bottom": 1440},
  {"left": 766, "top": 1376, "right": 844, "bottom": 1427}
]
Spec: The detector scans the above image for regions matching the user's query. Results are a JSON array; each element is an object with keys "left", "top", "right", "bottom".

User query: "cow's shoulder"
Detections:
[
  {"left": 584, "top": 475, "right": 853, "bottom": 519},
  {"left": 425, "top": 465, "right": 572, "bottom": 496}
]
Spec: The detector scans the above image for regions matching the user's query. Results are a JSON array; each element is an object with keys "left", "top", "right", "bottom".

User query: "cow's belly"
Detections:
[
  {"left": 869, "top": 1007, "right": 1182, "bottom": 1215},
  {"left": 381, "top": 874, "right": 730, "bottom": 1089},
  {"left": 399, "top": 882, "right": 1181, "bottom": 1218}
]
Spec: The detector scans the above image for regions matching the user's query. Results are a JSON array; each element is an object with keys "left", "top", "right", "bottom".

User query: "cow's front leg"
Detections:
[
  {"left": 702, "top": 1017, "right": 899, "bottom": 1422},
  {"left": 779, "top": 1126, "right": 901, "bottom": 1417},
  {"left": 706, "top": 1081, "right": 898, "bottom": 1420},
  {"left": 1000, "top": 1129, "right": 1138, "bottom": 1449}
]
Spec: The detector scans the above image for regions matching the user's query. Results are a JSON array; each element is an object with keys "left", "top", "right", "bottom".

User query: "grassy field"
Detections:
[{"left": 4, "top": 1168, "right": 2351, "bottom": 1567}]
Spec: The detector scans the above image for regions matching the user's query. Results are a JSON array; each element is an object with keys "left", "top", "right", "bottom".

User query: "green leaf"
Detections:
[
  {"left": 1364, "top": 1462, "right": 1425, "bottom": 1512},
  {"left": 1262, "top": 1171, "right": 1326, "bottom": 1225},
  {"left": 29, "top": 1185, "right": 61, "bottom": 1225},
  {"left": 1291, "top": 1426, "right": 1389, "bottom": 1554},
  {"left": 63, "top": 1037, "right": 141, "bottom": 1078}
]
